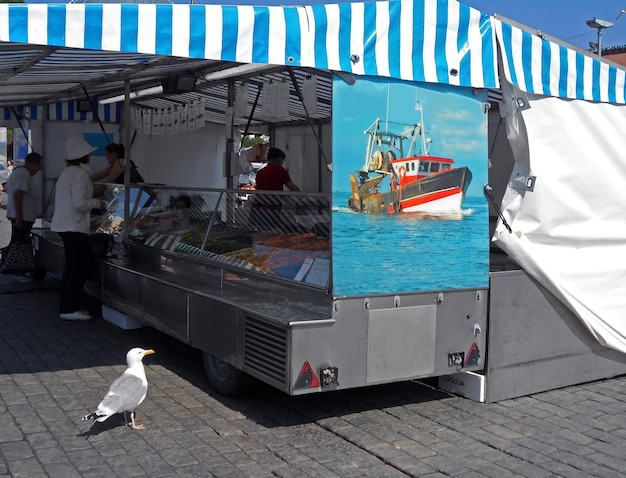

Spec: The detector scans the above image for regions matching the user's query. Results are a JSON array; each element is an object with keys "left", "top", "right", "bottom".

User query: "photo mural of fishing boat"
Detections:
[
  {"left": 332, "top": 75, "right": 490, "bottom": 296},
  {"left": 348, "top": 109, "right": 473, "bottom": 214}
]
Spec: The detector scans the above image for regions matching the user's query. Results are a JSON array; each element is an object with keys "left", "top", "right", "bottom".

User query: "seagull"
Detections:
[
  {"left": 82, "top": 348, "right": 155, "bottom": 430},
  {"left": 618, "top": 8, "right": 626, "bottom": 20}
]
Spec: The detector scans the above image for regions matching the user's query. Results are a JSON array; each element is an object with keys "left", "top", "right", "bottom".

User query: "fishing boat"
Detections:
[{"left": 348, "top": 108, "right": 472, "bottom": 214}]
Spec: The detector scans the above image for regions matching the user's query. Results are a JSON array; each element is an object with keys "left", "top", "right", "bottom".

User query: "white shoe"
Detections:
[{"left": 59, "top": 311, "right": 92, "bottom": 321}]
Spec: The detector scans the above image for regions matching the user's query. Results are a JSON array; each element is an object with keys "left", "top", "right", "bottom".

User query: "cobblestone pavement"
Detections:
[{"left": 2, "top": 192, "right": 626, "bottom": 477}]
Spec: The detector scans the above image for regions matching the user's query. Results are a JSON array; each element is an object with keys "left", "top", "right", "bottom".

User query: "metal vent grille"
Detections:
[{"left": 244, "top": 315, "right": 288, "bottom": 388}]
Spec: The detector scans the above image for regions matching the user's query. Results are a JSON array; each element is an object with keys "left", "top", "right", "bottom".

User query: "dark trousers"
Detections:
[
  {"left": 58, "top": 232, "right": 91, "bottom": 314},
  {"left": 9, "top": 219, "right": 34, "bottom": 243}
]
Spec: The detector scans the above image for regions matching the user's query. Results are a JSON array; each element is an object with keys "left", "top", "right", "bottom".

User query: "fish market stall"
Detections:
[{"left": 2, "top": 0, "right": 626, "bottom": 401}]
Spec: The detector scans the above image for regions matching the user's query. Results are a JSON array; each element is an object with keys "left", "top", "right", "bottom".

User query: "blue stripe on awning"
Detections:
[
  {"left": 362, "top": 2, "right": 378, "bottom": 76},
  {"left": 558, "top": 46, "right": 568, "bottom": 98},
  {"left": 221, "top": 5, "right": 238, "bottom": 62},
  {"left": 189, "top": 5, "right": 206, "bottom": 58},
  {"left": 283, "top": 7, "right": 301, "bottom": 65},
  {"left": 411, "top": 0, "right": 426, "bottom": 83},
  {"left": 85, "top": 5, "right": 103, "bottom": 51},
  {"left": 387, "top": 1, "right": 401, "bottom": 79},
  {"left": 433, "top": 2, "right": 449, "bottom": 84},
  {"left": 311, "top": 6, "right": 328, "bottom": 70},
  {"left": 156, "top": 4, "right": 173, "bottom": 56},
  {"left": 575, "top": 52, "right": 584, "bottom": 100},
  {"left": 252, "top": 7, "right": 269, "bottom": 65},
  {"left": 337, "top": 3, "right": 352, "bottom": 73},
  {"left": 540, "top": 40, "right": 551, "bottom": 97},
  {"left": 479, "top": 11, "right": 496, "bottom": 87},
  {"left": 121, "top": 5, "right": 138, "bottom": 53},
  {"left": 457, "top": 5, "right": 471, "bottom": 86}
]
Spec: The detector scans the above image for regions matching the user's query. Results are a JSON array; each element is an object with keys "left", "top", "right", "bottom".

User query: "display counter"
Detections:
[{"left": 94, "top": 185, "right": 331, "bottom": 289}]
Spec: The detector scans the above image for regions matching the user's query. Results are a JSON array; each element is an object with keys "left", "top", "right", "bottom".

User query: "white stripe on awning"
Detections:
[
  {"left": 494, "top": 19, "right": 626, "bottom": 105},
  {"left": 0, "top": 0, "right": 498, "bottom": 89}
]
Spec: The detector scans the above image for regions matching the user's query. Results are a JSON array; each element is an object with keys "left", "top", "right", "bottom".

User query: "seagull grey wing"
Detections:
[{"left": 97, "top": 373, "right": 147, "bottom": 417}]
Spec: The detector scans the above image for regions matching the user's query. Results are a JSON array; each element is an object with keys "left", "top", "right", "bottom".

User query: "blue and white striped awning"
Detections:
[
  {"left": 494, "top": 19, "right": 626, "bottom": 104},
  {"left": 1, "top": 0, "right": 626, "bottom": 108},
  {"left": 0, "top": 0, "right": 497, "bottom": 89},
  {"left": 4, "top": 102, "right": 121, "bottom": 123}
]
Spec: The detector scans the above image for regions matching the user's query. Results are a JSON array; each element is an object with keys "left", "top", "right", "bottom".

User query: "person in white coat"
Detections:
[{"left": 51, "top": 136, "right": 106, "bottom": 321}]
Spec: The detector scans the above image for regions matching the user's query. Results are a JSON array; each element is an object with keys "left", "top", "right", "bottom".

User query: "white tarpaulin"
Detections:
[{"left": 493, "top": 83, "right": 626, "bottom": 353}]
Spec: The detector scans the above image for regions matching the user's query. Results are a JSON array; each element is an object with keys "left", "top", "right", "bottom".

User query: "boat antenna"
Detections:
[{"left": 385, "top": 82, "right": 391, "bottom": 134}]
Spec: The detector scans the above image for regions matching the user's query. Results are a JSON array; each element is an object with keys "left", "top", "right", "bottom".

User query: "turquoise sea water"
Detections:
[{"left": 331, "top": 192, "right": 490, "bottom": 297}]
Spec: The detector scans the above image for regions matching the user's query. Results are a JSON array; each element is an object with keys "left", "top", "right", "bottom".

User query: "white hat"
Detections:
[{"left": 65, "top": 136, "right": 97, "bottom": 160}]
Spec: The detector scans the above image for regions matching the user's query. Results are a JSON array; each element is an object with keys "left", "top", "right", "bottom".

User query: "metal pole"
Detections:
[{"left": 123, "top": 80, "right": 131, "bottom": 240}]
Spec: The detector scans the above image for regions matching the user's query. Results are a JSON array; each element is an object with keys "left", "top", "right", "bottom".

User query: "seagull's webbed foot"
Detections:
[{"left": 127, "top": 411, "right": 145, "bottom": 430}]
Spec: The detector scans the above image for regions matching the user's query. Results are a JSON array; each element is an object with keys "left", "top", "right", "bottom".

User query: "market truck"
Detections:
[{"left": 2, "top": 0, "right": 626, "bottom": 402}]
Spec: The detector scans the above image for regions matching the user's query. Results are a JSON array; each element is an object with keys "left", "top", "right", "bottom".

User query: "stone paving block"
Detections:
[
  {"left": 385, "top": 453, "right": 438, "bottom": 476},
  {"left": 134, "top": 453, "right": 176, "bottom": 477},
  {"left": 43, "top": 461, "right": 82, "bottom": 478},
  {"left": 335, "top": 426, "right": 379, "bottom": 448},
  {"left": 79, "top": 465, "right": 121, "bottom": 478},
  {"left": 585, "top": 465, "right": 624, "bottom": 478},
  {"left": 536, "top": 458, "right": 596, "bottom": 477},
  {"left": 362, "top": 441, "right": 408, "bottom": 462},
  {"left": 0, "top": 440, "right": 34, "bottom": 460},
  {"left": 537, "top": 434, "right": 594, "bottom": 457},
  {"left": 397, "top": 427, "right": 442, "bottom": 447},
  {"left": 505, "top": 445, "right": 552, "bottom": 464},
  {"left": 481, "top": 423, "right": 526, "bottom": 440},
  {"left": 586, "top": 448, "right": 626, "bottom": 472},
  {"left": 0, "top": 415, "right": 23, "bottom": 442},
  {"left": 391, "top": 438, "right": 437, "bottom": 459},
  {"left": 105, "top": 452, "right": 149, "bottom": 477},
  {"left": 422, "top": 453, "right": 473, "bottom": 476},
  {"left": 298, "top": 460, "right": 341, "bottom": 477},
  {"left": 64, "top": 442, "right": 106, "bottom": 467},
  {"left": 7, "top": 457, "right": 47, "bottom": 477},
  {"left": 176, "top": 463, "right": 218, "bottom": 477},
  {"left": 200, "top": 435, "right": 243, "bottom": 455},
  {"left": 34, "top": 445, "right": 69, "bottom": 465},
  {"left": 158, "top": 445, "right": 199, "bottom": 467},
  {"left": 548, "top": 449, "right": 600, "bottom": 472},
  {"left": 512, "top": 436, "right": 557, "bottom": 456},
  {"left": 270, "top": 443, "right": 313, "bottom": 464}
]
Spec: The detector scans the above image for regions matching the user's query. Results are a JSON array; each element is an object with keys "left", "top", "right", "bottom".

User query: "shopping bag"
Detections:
[{"left": 0, "top": 238, "right": 36, "bottom": 275}]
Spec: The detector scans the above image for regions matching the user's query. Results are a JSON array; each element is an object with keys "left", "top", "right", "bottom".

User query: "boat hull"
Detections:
[{"left": 349, "top": 166, "right": 472, "bottom": 214}]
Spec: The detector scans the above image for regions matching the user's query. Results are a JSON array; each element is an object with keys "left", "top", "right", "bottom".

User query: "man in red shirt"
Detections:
[
  {"left": 254, "top": 147, "right": 299, "bottom": 192},
  {"left": 251, "top": 148, "right": 299, "bottom": 231}
]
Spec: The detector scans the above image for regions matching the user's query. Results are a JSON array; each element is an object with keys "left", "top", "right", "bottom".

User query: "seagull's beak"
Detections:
[{"left": 144, "top": 349, "right": 155, "bottom": 355}]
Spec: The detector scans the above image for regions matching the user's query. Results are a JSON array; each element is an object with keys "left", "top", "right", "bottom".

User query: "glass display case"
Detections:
[{"left": 96, "top": 185, "right": 331, "bottom": 289}]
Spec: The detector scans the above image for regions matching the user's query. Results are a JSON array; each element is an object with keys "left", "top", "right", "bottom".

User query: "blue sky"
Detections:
[{"left": 463, "top": 0, "right": 626, "bottom": 51}]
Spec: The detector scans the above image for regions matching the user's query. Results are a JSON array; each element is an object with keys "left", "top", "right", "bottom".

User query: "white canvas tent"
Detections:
[{"left": 1, "top": 0, "right": 626, "bottom": 356}]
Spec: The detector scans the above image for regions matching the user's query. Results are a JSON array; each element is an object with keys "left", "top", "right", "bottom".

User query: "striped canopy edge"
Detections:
[
  {"left": 3, "top": 103, "right": 122, "bottom": 123},
  {"left": 494, "top": 19, "right": 626, "bottom": 105}
]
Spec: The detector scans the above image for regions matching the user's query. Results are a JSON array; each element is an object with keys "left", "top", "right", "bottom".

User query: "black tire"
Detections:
[
  {"left": 31, "top": 266, "right": 47, "bottom": 281},
  {"left": 202, "top": 352, "right": 257, "bottom": 396}
]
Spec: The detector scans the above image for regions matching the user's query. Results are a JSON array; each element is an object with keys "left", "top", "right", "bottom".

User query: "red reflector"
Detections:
[{"left": 294, "top": 361, "right": 320, "bottom": 389}]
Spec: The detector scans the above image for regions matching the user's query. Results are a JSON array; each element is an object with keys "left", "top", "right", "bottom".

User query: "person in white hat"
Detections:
[{"left": 51, "top": 136, "right": 106, "bottom": 321}]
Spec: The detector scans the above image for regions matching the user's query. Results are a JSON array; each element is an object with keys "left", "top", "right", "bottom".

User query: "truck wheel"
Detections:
[
  {"left": 202, "top": 353, "right": 256, "bottom": 396},
  {"left": 32, "top": 266, "right": 47, "bottom": 281}
]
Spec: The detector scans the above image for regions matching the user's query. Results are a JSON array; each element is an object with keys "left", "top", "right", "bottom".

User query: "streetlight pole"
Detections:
[{"left": 586, "top": 17, "right": 614, "bottom": 56}]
